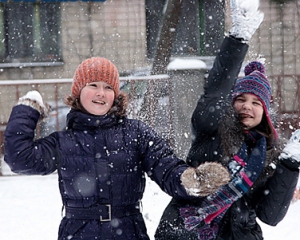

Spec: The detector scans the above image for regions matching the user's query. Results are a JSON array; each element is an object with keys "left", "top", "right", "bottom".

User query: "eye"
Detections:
[
  {"left": 235, "top": 97, "right": 244, "bottom": 102},
  {"left": 106, "top": 85, "right": 113, "bottom": 90},
  {"left": 88, "top": 83, "right": 97, "bottom": 88},
  {"left": 253, "top": 101, "right": 262, "bottom": 106}
]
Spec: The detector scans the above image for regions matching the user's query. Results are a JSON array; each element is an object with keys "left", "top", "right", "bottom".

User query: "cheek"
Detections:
[
  {"left": 255, "top": 108, "right": 264, "bottom": 119},
  {"left": 79, "top": 89, "right": 91, "bottom": 106},
  {"left": 108, "top": 92, "right": 115, "bottom": 104},
  {"left": 233, "top": 102, "right": 240, "bottom": 111}
]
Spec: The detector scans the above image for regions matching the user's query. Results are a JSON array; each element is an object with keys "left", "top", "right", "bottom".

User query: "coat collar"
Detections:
[
  {"left": 219, "top": 104, "right": 281, "bottom": 187},
  {"left": 66, "top": 109, "right": 119, "bottom": 130}
]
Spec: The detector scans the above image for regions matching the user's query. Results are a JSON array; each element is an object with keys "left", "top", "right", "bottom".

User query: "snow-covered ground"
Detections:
[{"left": 1, "top": 161, "right": 300, "bottom": 239}]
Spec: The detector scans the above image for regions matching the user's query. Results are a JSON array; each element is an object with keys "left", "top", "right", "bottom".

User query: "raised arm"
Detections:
[
  {"left": 4, "top": 91, "right": 58, "bottom": 175},
  {"left": 188, "top": 0, "right": 264, "bottom": 166},
  {"left": 191, "top": 36, "right": 249, "bottom": 137}
]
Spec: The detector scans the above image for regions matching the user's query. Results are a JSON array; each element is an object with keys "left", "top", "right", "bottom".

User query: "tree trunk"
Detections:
[{"left": 151, "top": 0, "right": 183, "bottom": 75}]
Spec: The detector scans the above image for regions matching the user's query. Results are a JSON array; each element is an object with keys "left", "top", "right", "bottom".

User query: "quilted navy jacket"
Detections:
[{"left": 5, "top": 105, "right": 191, "bottom": 240}]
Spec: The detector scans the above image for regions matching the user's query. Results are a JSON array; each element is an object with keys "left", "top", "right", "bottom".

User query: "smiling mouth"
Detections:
[
  {"left": 92, "top": 100, "right": 106, "bottom": 105},
  {"left": 239, "top": 114, "right": 252, "bottom": 119}
]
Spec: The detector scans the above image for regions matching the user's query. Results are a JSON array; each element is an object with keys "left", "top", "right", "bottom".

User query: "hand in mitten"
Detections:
[
  {"left": 229, "top": 0, "right": 264, "bottom": 41},
  {"left": 293, "top": 187, "right": 300, "bottom": 203},
  {"left": 18, "top": 90, "right": 50, "bottom": 120},
  {"left": 279, "top": 129, "right": 300, "bottom": 170},
  {"left": 181, "top": 162, "right": 230, "bottom": 197}
]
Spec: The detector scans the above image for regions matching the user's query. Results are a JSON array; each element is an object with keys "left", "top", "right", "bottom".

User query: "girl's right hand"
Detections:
[
  {"left": 18, "top": 90, "right": 50, "bottom": 120},
  {"left": 181, "top": 162, "right": 230, "bottom": 197}
]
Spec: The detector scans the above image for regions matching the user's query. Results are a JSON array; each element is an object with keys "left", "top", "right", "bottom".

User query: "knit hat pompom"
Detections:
[
  {"left": 244, "top": 60, "right": 266, "bottom": 76},
  {"left": 71, "top": 57, "right": 119, "bottom": 98}
]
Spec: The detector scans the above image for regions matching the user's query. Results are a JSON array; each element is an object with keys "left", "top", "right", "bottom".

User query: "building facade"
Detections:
[
  {"left": 0, "top": 0, "right": 300, "bottom": 159},
  {"left": 0, "top": 1, "right": 298, "bottom": 79}
]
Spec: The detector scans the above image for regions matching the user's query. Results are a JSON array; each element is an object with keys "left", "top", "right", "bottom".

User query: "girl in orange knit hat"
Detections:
[{"left": 4, "top": 56, "right": 230, "bottom": 240}]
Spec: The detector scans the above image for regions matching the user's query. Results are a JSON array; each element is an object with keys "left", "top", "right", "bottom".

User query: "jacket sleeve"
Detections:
[
  {"left": 255, "top": 162, "right": 299, "bottom": 226},
  {"left": 4, "top": 104, "right": 59, "bottom": 175},
  {"left": 187, "top": 36, "right": 248, "bottom": 166},
  {"left": 137, "top": 120, "right": 194, "bottom": 200},
  {"left": 191, "top": 36, "right": 248, "bottom": 139}
]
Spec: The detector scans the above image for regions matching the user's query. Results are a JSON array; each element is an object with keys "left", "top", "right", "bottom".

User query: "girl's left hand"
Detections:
[{"left": 280, "top": 129, "right": 300, "bottom": 170}]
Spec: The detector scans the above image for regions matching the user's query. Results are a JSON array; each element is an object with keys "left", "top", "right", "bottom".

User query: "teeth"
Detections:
[{"left": 93, "top": 100, "right": 105, "bottom": 105}]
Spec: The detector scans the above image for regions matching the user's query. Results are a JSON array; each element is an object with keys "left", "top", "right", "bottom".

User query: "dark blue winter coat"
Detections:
[
  {"left": 155, "top": 36, "right": 299, "bottom": 240},
  {"left": 5, "top": 105, "right": 192, "bottom": 240}
]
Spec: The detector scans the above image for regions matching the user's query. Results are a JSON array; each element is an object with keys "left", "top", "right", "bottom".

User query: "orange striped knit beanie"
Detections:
[{"left": 71, "top": 57, "right": 119, "bottom": 98}]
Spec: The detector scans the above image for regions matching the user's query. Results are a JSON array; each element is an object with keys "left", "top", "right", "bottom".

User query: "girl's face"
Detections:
[
  {"left": 80, "top": 81, "right": 115, "bottom": 116},
  {"left": 233, "top": 93, "right": 264, "bottom": 130}
]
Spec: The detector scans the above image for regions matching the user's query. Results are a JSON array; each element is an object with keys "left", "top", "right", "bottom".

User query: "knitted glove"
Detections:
[
  {"left": 279, "top": 129, "right": 300, "bottom": 170},
  {"left": 18, "top": 90, "right": 49, "bottom": 120},
  {"left": 229, "top": 0, "right": 264, "bottom": 42},
  {"left": 181, "top": 162, "right": 230, "bottom": 197}
]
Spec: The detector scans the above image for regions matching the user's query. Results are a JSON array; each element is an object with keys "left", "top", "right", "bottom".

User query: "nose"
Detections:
[
  {"left": 242, "top": 102, "right": 251, "bottom": 110},
  {"left": 96, "top": 86, "right": 105, "bottom": 96}
]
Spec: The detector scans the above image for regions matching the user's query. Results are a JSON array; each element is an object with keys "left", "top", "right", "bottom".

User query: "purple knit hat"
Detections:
[{"left": 232, "top": 60, "right": 278, "bottom": 139}]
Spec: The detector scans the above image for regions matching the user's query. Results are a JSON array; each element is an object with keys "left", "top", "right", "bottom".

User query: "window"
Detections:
[
  {"left": 0, "top": 3, "right": 61, "bottom": 64},
  {"left": 146, "top": 0, "right": 225, "bottom": 58},
  {"left": 198, "top": 0, "right": 224, "bottom": 56}
]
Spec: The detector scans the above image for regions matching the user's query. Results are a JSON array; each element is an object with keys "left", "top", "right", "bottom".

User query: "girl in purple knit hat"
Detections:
[{"left": 156, "top": 1, "right": 300, "bottom": 239}]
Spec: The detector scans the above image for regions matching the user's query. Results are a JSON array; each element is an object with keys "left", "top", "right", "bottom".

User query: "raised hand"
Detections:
[
  {"left": 18, "top": 90, "right": 50, "bottom": 120},
  {"left": 230, "top": 0, "right": 264, "bottom": 41}
]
